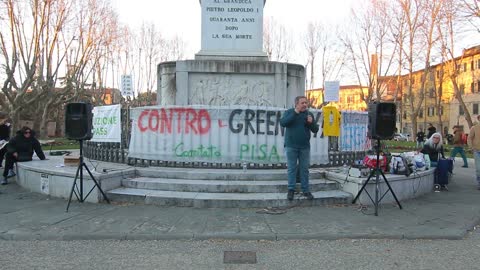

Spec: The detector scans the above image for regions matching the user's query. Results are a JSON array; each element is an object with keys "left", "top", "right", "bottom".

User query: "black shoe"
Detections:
[
  {"left": 303, "top": 192, "right": 314, "bottom": 200},
  {"left": 287, "top": 190, "right": 294, "bottom": 201},
  {"left": 440, "top": 185, "right": 448, "bottom": 191},
  {"left": 462, "top": 165, "right": 468, "bottom": 168},
  {"left": 1, "top": 177, "right": 7, "bottom": 185}
]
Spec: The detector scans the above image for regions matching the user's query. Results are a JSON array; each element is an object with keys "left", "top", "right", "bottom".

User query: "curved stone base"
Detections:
[
  {"left": 325, "top": 168, "right": 435, "bottom": 205},
  {"left": 14, "top": 154, "right": 434, "bottom": 208}
]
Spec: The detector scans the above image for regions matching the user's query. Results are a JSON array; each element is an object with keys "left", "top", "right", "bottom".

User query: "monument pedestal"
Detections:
[{"left": 157, "top": 59, "right": 305, "bottom": 107}]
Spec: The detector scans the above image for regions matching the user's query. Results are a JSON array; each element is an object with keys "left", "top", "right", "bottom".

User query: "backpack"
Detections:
[{"left": 389, "top": 155, "right": 411, "bottom": 176}]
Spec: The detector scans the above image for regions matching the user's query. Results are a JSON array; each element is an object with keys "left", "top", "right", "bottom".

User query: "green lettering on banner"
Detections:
[
  {"left": 239, "top": 144, "right": 281, "bottom": 162},
  {"left": 93, "top": 127, "right": 108, "bottom": 136},
  {"left": 94, "top": 116, "right": 117, "bottom": 125},
  {"left": 174, "top": 142, "right": 222, "bottom": 158}
]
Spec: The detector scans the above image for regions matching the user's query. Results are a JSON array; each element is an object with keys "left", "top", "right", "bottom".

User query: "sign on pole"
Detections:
[
  {"left": 324, "top": 81, "right": 340, "bottom": 102},
  {"left": 121, "top": 75, "right": 134, "bottom": 97}
]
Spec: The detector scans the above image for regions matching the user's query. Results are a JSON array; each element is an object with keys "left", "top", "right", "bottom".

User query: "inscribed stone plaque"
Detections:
[{"left": 199, "top": 0, "right": 264, "bottom": 55}]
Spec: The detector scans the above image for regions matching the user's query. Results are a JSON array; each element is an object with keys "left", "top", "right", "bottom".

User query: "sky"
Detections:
[{"left": 111, "top": 0, "right": 357, "bottom": 62}]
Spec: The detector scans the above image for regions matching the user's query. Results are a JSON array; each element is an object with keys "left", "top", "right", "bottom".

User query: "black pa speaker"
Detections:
[
  {"left": 65, "top": 102, "right": 93, "bottom": 140},
  {"left": 367, "top": 102, "right": 396, "bottom": 140}
]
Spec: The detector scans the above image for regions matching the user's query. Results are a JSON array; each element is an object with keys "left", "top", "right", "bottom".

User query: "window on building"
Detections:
[
  {"left": 478, "top": 80, "right": 480, "bottom": 92},
  {"left": 419, "top": 110, "right": 423, "bottom": 118},
  {"left": 429, "top": 88, "right": 435, "bottom": 98},
  {"left": 439, "top": 106, "right": 443, "bottom": 116},
  {"left": 474, "top": 104, "right": 479, "bottom": 115},
  {"left": 460, "top": 84, "right": 465, "bottom": 95},
  {"left": 403, "top": 112, "right": 407, "bottom": 119},
  {"left": 472, "top": 82, "right": 475, "bottom": 93},
  {"left": 459, "top": 105, "right": 465, "bottom": 115},
  {"left": 472, "top": 61, "right": 475, "bottom": 70},
  {"left": 464, "top": 63, "right": 467, "bottom": 72},
  {"left": 477, "top": 59, "right": 480, "bottom": 69},
  {"left": 428, "top": 107, "right": 435, "bottom": 116}
]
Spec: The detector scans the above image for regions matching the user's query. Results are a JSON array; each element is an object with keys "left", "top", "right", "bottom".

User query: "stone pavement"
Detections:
[{"left": 0, "top": 158, "right": 478, "bottom": 241}]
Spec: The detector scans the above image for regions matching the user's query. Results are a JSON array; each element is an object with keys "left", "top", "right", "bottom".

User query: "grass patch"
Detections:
[
  {"left": 40, "top": 137, "right": 80, "bottom": 151},
  {"left": 383, "top": 140, "right": 473, "bottom": 158}
]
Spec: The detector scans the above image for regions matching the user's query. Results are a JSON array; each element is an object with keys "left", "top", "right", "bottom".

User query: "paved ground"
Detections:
[{"left": 0, "top": 157, "right": 479, "bottom": 241}]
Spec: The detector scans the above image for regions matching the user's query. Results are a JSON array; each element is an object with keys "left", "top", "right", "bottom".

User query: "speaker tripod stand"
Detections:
[
  {"left": 352, "top": 139, "right": 402, "bottom": 216},
  {"left": 66, "top": 140, "right": 110, "bottom": 212}
]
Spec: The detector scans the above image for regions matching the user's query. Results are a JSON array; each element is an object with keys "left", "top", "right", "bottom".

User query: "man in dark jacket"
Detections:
[
  {"left": 2, "top": 126, "right": 46, "bottom": 185},
  {"left": 0, "top": 114, "right": 12, "bottom": 167},
  {"left": 280, "top": 96, "right": 319, "bottom": 201},
  {"left": 427, "top": 123, "right": 436, "bottom": 139}
]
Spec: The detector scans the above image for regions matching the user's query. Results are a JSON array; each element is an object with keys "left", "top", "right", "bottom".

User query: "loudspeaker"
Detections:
[
  {"left": 65, "top": 103, "right": 93, "bottom": 140},
  {"left": 367, "top": 102, "right": 396, "bottom": 140}
]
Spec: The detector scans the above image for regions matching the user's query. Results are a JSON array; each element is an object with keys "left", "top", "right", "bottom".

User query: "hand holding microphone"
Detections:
[{"left": 306, "top": 113, "right": 313, "bottom": 125}]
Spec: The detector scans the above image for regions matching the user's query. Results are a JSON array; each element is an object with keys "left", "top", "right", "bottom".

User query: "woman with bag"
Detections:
[
  {"left": 421, "top": 132, "right": 445, "bottom": 167},
  {"left": 421, "top": 132, "right": 448, "bottom": 191}
]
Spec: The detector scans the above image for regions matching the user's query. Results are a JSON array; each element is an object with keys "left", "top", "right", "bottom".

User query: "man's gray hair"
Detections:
[{"left": 295, "top": 96, "right": 307, "bottom": 105}]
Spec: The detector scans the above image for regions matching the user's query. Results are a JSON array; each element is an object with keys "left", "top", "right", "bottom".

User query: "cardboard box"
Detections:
[{"left": 64, "top": 155, "right": 80, "bottom": 166}]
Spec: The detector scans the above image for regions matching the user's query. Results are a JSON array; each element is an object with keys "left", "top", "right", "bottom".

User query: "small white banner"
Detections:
[
  {"left": 339, "top": 111, "right": 371, "bottom": 151},
  {"left": 324, "top": 81, "right": 340, "bottom": 102},
  {"left": 40, "top": 173, "right": 49, "bottom": 194},
  {"left": 91, "top": 104, "right": 122, "bottom": 143}
]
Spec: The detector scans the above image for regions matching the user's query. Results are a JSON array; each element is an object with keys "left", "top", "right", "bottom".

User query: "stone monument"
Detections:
[{"left": 157, "top": 0, "right": 305, "bottom": 107}]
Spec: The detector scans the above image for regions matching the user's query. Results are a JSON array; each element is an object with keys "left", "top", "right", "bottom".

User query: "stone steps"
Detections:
[
  {"left": 135, "top": 167, "right": 324, "bottom": 181},
  {"left": 121, "top": 178, "right": 339, "bottom": 193},
  {"left": 106, "top": 168, "right": 352, "bottom": 208},
  {"left": 107, "top": 188, "right": 352, "bottom": 208}
]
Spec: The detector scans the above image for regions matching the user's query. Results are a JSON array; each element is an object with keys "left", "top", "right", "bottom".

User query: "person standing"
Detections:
[
  {"left": 416, "top": 129, "right": 425, "bottom": 149},
  {"left": 0, "top": 114, "right": 12, "bottom": 167},
  {"left": 427, "top": 123, "right": 436, "bottom": 139},
  {"left": 280, "top": 96, "right": 319, "bottom": 201},
  {"left": 467, "top": 115, "right": 480, "bottom": 190},
  {"left": 450, "top": 126, "right": 468, "bottom": 168},
  {"left": 2, "top": 127, "right": 46, "bottom": 185}
]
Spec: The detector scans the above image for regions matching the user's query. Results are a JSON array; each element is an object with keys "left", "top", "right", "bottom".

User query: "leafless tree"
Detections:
[
  {"left": 438, "top": 0, "right": 473, "bottom": 128},
  {"left": 303, "top": 21, "right": 345, "bottom": 98},
  {"left": 342, "top": 0, "right": 398, "bottom": 107},
  {"left": 263, "top": 16, "right": 293, "bottom": 62},
  {"left": 0, "top": 0, "right": 67, "bottom": 132},
  {"left": 461, "top": 0, "right": 480, "bottom": 32}
]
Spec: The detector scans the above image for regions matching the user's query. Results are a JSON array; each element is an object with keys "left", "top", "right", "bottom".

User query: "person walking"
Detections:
[
  {"left": 467, "top": 115, "right": 480, "bottom": 190},
  {"left": 280, "top": 96, "right": 319, "bottom": 201},
  {"left": 450, "top": 126, "right": 468, "bottom": 168},
  {"left": 0, "top": 114, "right": 12, "bottom": 167},
  {"left": 416, "top": 129, "right": 425, "bottom": 149},
  {"left": 2, "top": 126, "right": 46, "bottom": 185}
]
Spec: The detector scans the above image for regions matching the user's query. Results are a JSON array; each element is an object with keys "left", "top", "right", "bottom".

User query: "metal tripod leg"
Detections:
[
  {"left": 66, "top": 161, "right": 82, "bottom": 212},
  {"left": 82, "top": 163, "right": 110, "bottom": 203},
  {"left": 352, "top": 168, "right": 376, "bottom": 204}
]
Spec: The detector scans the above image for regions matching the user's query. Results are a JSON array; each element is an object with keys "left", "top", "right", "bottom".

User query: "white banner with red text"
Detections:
[{"left": 128, "top": 105, "right": 329, "bottom": 165}]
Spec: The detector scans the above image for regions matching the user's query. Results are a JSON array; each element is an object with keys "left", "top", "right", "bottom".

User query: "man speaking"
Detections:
[{"left": 280, "top": 96, "right": 319, "bottom": 201}]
